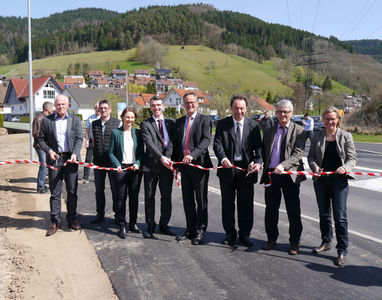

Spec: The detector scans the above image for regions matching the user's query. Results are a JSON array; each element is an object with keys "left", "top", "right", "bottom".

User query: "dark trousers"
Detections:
[
  {"left": 94, "top": 169, "right": 117, "bottom": 217},
  {"left": 313, "top": 175, "right": 349, "bottom": 255},
  {"left": 306, "top": 131, "right": 314, "bottom": 143},
  {"left": 143, "top": 166, "right": 173, "bottom": 232},
  {"left": 48, "top": 155, "right": 78, "bottom": 224},
  {"left": 110, "top": 169, "right": 142, "bottom": 226},
  {"left": 264, "top": 174, "right": 303, "bottom": 245},
  {"left": 219, "top": 163, "right": 254, "bottom": 238},
  {"left": 180, "top": 166, "right": 209, "bottom": 233},
  {"left": 83, "top": 140, "right": 93, "bottom": 180}
]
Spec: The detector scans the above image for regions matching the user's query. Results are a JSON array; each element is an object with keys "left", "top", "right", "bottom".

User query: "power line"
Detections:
[
  {"left": 312, "top": 0, "right": 321, "bottom": 33},
  {"left": 342, "top": 0, "right": 370, "bottom": 39},
  {"left": 344, "top": 0, "right": 376, "bottom": 40},
  {"left": 286, "top": 0, "right": 290, "bottom": 26}
]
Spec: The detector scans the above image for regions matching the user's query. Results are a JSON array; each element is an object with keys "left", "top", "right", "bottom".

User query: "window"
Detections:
[
  {"left": 43, "top": 90, "right": 55, "bottom": 99},
  {"left": 45, "top": 82, "right": 53, "bottom": 88}
]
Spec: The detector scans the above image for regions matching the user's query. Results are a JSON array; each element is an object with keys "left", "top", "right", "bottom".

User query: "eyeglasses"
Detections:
[
  {"left": 276, "top": 110, "right": 291, "bottom": 115},
  {"left": 323, "top": 118, "right": 338, "bottom": 122},
  {"left": 184, "top": 102, "right": 197, "bottom": 106}
]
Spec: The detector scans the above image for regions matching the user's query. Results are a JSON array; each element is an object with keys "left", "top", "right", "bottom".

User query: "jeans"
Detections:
[
  {"left": 313, "top": 175, "right": 349, "bottom": 255},
  {"left": 94, "top": 169, "right": 117, "bottom": 217},
  {"left": 36, "top": 149, "right": 47, "bottom": 190}
]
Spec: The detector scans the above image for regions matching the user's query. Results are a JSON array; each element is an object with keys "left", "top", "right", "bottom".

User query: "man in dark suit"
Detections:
[
  {"left": 173, "top": 91, "right": 212, "bottom": 245},
  {"left": 213, "top": 95, "right": 262, "bottom": 246},
  {"left": 38, "top": 94, "right": 83, "bottom": 236},
  {"left": 260, "top": 99, "right": 306, "bottom": 255},
  {"left": 141, "top": 96, "right": 175, "bottom": 239}
]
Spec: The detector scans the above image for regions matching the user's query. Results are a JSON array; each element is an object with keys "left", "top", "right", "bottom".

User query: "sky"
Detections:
[{"left": 1, "top": 0, "right": 382, "bottom": 41}]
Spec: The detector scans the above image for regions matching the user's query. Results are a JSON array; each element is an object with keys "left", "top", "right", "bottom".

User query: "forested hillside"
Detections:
[{"left": 345, "top": 39, "right": 382, "bottom": 63}]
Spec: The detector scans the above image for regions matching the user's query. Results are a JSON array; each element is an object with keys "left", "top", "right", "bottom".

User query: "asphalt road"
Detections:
[{"left": 77, "top": 142, "right": 382, "bottom": 299}]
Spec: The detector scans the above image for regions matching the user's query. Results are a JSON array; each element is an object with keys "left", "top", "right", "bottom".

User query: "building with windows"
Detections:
[{"left": 3, "top": 76, "right": 63, "bottom": 117}]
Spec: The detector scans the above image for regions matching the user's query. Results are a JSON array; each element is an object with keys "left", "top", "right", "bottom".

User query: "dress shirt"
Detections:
[
  {"left": 304, "top": 117, "right": 314, "bottom": 131},
  {"left": 233, "top": 116, "right": 244, "bottom": 161},
  {"left": 268, "top": 122, "right": 290, "bottom": 168},
  {"left": 122, "top": 130, "right": 136, "bottom": 164},
  {"left": 153, "top": 115, "right": 170, "bottom": 148},
  {"left": 54, "top": 113, "right": 69, "bottom": 153},
  {"left": 86, "top": 113, "right": 100, "bottom": 140}
]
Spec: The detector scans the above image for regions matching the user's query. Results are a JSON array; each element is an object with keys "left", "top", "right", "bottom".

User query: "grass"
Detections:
[{"left": 351, "top": 133, "right": 382, "bottom": 143}]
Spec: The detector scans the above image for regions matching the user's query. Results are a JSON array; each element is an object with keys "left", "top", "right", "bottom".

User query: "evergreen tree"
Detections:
[{"left": 322, "top": 76, "right": 332, "bottom": 91}]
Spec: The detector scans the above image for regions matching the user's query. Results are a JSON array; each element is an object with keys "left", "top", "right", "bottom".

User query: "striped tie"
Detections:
[{"left": 183, "top": 115, "right": 192, "bottom": 156}]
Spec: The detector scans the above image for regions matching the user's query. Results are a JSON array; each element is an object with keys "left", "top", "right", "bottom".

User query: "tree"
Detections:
[
  {"left": 74, "top": 62, "right": 81, "bottom": 75},
  {"left": 67, "top": 63, "right": 74, "bottom": 75},
  {"left": 146, "top": 82, "right": 157, "bottom": 94},
  {"left": 266, "top": 90, "right": 273, "bottom": 103},
  {"left": 322, "top": 76, "right": 332, "bottom": 91}
]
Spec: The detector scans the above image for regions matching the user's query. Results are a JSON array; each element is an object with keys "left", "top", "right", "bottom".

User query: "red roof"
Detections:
[
  {"left": 249, "top": 96, "right": 275, "bottom": 111},
  {"left": 10, "top": 76, "right": 53, "bottom": 98},
  {"left": 129, "top": 93, "right": 155, "bottom": 106}
]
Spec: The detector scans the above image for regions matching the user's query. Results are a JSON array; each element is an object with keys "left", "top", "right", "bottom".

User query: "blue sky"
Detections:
[{"left": 2, "top": 0, "right": 382, "bottom": 40}]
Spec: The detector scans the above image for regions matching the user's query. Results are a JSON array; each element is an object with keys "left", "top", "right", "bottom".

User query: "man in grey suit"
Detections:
[
  {"left": 260, "top": 99, "right": 306, "bottom": 255},
  {"left": 38, "top": 94, "right": 83, "bottom": 236},
  {"left": 141, "top": 96, "right": 175, "bottom": 239}
]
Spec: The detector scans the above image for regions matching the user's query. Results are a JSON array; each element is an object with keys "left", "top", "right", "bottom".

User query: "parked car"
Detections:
[
  {"left": 10, "top": 117, "right": 20, "bottom": 122},
  {"left": 251, "top": 114, "right": 263, "bottom": 123},
  {"left": 209, "top": 115, "right": 220, "bottom": 127},
  {"left": 291, "top": 115, "right": 303, "bottom": 126},
  {"left": 312, "top": 116, "right": 325, "bottom": 131}
]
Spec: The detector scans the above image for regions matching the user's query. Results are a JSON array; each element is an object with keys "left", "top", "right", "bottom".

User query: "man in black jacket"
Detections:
[
  {"left": 141, "top": 96, "right": 175, "bottom": 239},
  {"left": 173, "top": 92, "right": 212, "bottom": 245},
  {"left": 90, "top": 99, "right": 121, "bottom": 224},
  {"left": 213, "top": 95, "right": 263, "bottom": 246}
]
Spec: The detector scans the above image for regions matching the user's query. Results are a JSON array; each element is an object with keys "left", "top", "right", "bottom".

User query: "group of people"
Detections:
[{"left": 34, "top": 92, "right": 356, "bottom": 267}]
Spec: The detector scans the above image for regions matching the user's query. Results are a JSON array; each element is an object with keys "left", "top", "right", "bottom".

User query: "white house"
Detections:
[
  {"left": 162, "top": 88, "right": 209, "bottom": 112},
  {"left": 3, "top": 76, "right": 63, "bottom": 116}
]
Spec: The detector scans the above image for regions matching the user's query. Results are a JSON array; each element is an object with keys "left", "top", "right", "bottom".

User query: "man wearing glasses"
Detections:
[
  {"left": 173, "top": 92, "right": 212, "bottom": 245},
  {"left": 260, "top": 99, "right": 306, "bottom": 255}
]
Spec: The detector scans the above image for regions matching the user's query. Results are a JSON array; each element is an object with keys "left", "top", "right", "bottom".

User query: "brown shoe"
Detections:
[
  {"left": 335, "top": 254, "right": 346, "bottom": 266},
  {"left": 46, "top": 223, "right": 61, "bottom": 236},
  {"left": 68, "top": 220, "right": 81, "bottom": 231},
  {"left": 263, "top": 241, "right": 276, "bottom": 251},
  {"left": 289, "top": 244, "right": 300, "bottom": 255},
  {"left": 312, "top": 244, "right": 331, "bottom": 254}
]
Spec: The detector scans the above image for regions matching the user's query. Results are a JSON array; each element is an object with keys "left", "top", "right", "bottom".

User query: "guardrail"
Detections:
[{"left": 3, "top": 121, "right": 30, "bottom": 132}]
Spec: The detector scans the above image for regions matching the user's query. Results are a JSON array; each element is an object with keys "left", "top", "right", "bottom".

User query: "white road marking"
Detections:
[
  {"left": 357, "top": 149, "right": 382, "bottom": 155},
  {"left": 208, "top": 186, "right": 382, "bottom": 244}
]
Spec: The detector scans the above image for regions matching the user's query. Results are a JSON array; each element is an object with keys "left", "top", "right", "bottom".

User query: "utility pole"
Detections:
[{"left": 27, "top": 0, "right": 34, "bottom": 160}]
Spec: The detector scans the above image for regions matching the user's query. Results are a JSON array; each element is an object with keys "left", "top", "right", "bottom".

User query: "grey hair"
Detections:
[
  {"left": 42, "top": 101, "right": 54, "bottom": 111},
  {"left": 276, "top": 99, "right": 293, "bottom": 112},
  {"left": 55, "top": 94, "right": 69, "bottom": 104}
]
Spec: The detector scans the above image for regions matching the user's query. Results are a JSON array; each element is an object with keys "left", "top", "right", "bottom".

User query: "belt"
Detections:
[{"left": 58, "top": 152, "right": 71, "bottom": 156}]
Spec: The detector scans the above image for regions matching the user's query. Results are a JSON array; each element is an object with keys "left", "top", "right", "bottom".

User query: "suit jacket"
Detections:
[
  {"left": 307, "top": 128, "right": 356, "bottom": 180},
  {"left": 260, "top": 121, "right": 306, "bottom": 184},
  {"left": 38, "top": 113, "right": 83, "bottom": 164},
  {"left": 108, "top": 126, "right": 144, "bottom": 168},
  {"left": 213, "top": 116, "right": 262, "bottom": 183},
  {"left": 173, "top": 113, "right": 212, "bottom": 168},
  {"left": 141, "top": 116, "right": 175, "bottom": 173}
]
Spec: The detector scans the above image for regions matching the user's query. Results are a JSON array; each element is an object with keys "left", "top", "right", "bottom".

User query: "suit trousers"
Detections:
[
  {"left": 181, "top": 166, "right": 209, "bottom": 233},
  {"left": 83, "top": 140, "right": 93, "bottom": 180},
  {"left": 313, "top": 175, "right": 349, "bottom": 255},
  {"left": 110, "top": 169, "right": 142, "bottom": 225},
  {"left": 94, "top": 169, "right": 117, "bottom": 217},
  {"left": 264, "top": 174, "right": 303, "bottom": 245},
  {"left": 48, "top": 155, "right": 79, "bottom": 224},
  {"left": 143, "top": 166, "right": 173, "bottom": 232},
  {"left": 219, "top": 162, "right": 254, "bottom": 238}
]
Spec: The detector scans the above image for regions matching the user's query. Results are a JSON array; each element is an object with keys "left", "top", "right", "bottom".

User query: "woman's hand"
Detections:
[
  {"left": 335, "top": 166, "right": 346, "bottom": 175},
  {"left": 116, "top": 166, "right": 123, "bottom": 173}
]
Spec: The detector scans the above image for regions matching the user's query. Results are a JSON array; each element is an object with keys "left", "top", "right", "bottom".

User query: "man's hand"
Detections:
[
  {"left": 132, "top": 164, "right": 139, "bottom": 171},
  {"left": 116, "top": 166, "right": 123, "bottom": 173},
  {"left": 48, "top": 150, "right": 59, "bottom": 161},
  {"left": 85, "top": 139, "right": 90, "bottom": 148},
  {"left": 247, "top": 162, "right": 261, "bottom": 174},
  {"left": 161, "top": 156, "right": 172, "bottom": 169},
  {"left": 335, "top": 166, "right": 346, "bottom": 175},
  {"left": 182, "top": 155, "right": 193, "bottom": 164},
  {"left": 314, "top": 166, "right": 322, "bottom": 174},
  {"left": 222, "top": 158, "right": 233, "bottom": 168},
  {"left": 274, "top": 163, "right": 285, "bottom": 174},
  {"left": 70, "top": 154, "right": 77, "bottom": 162}
]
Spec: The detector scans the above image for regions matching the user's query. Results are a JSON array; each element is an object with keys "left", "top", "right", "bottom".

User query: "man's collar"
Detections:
[
  {"left": 54, "top": 112, "right": 68, "bottom": 120},
  {"left": 278, "top": 121, "right": 291, "bottom": 128},
  {"left": 187, "top": 112, "right": 197, "bottom": 119},
  {"left": 232, "top": 115, "right": 244, "bottom": 126},
  {"left": 102, "top": 116, "right": 111, "bottom": 123},
  {"left": 153, "top": 115, "right": 164, "bottom": 122}
]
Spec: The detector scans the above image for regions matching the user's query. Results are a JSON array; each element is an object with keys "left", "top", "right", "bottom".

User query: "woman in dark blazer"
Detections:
[
  {"left": 308, "top": 106, "right": 356, "bottom": 266},
  {"left": 109, "top": 107, "right": 144, "bottom": 239}
]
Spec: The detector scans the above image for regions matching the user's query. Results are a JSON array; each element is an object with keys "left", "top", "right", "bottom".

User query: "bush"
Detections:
[
  {"left": 0, "top": 114, "right": 3, "bottom": 127},
  {"left": 19, "top": 116, "right": 30, "bottom": 123}
]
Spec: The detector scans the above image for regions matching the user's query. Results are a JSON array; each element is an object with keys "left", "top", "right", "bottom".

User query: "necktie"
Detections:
[
  {"left": 234, "top": 122, "right": 241, "bottom": 158},
  {"left": 280, "top": 126, "right": 287, "bottom": 163},
  {"left": 157, "top": 119, "right": 166, "bottom": 148},
  {"left": 183, "top": 116, "right": 192, "bottom": 156}
]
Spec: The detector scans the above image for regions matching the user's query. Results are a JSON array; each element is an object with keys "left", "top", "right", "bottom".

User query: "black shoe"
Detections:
[
  {"left": 176, "top": 230, "right": 196, "bottom": 241},
  {"left": 159, "top": 226, "right": 176, "bottom": 236},
  {"left": 239, "top": 236, "right": 253, "bottom": 247},
  {"left": 263, "top": 240, "right": 276, "bottom": 251},
  {"left": 142, "top": 231, "right": 156, "bottom": 239},
  {"left": 118, "top": 225, "right": 127, "bottom": 239},
  {"left": 129, "top": 223, "right": 141, "bottom": 233},
  {"left": 90, "top": 215, "right": 104, "bottom": 224},
  {"left": 192, "top": 230, "right": 204, "bottom": 245},
  {"left": 223, "top": 234, "right": 237, "bottom": 246},
  {"left": 68, "top": 220, "right": 81, "bottom": 231}
]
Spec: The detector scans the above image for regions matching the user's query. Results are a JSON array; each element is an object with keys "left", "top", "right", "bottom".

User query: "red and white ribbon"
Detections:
[
  {"left": 63, "top": 160, "right": 134, "bottom": 172},
  {"left": 267, "top": 170, "right": 382, "bottom": 177},
  {"left": 0, "top": 160, "right": 57, "bottom": 170}
]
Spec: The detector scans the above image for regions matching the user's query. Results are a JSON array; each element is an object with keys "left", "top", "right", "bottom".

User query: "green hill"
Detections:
[{"left": 0, "top": 46, "right": 354, "bottom": 97}]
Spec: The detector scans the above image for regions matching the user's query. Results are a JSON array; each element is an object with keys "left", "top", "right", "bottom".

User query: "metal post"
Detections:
[{"left": 27, "top": 0, "right": 34, "bottom": 160}]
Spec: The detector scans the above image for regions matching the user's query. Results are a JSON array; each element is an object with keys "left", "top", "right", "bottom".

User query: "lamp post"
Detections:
[{"left": 27, "top": 0, "right": 34, "bottom": 160}]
